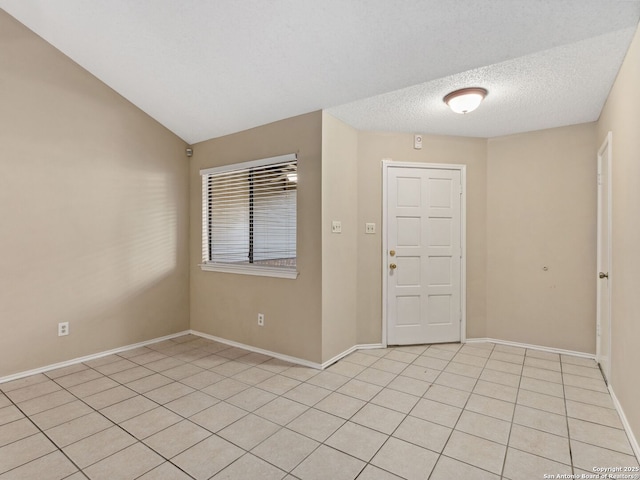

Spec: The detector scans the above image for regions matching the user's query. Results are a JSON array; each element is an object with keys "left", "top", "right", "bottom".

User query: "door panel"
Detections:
[
  {"left": 397, "top": 296, "right": 421, "bottom": 326},
  {"left": 387, "top": 166, "right": 462, "bottom": 345},
  {"left": 428, "top": 217, "right": 452, "bottom": 246},
  {"left": 428, "top": 295, "right": 452, "bottom": 325},
  {"left": 428, "top": 178, "right": 454, "bottom": 207},
  {"left": 597, "top": 134, "right": 611, "bottom": 383},
  {"left": 397, "top": 257, "right": 421, "bottom": 285},
  {"left": 397, "top": 217, "right": 421, "bottom": 246},
  {"left": 397, "top": 177, "right": 422, "bottom": 207},
  {"left": 427, "top": 257, "right": 452, "bottom": 285}
]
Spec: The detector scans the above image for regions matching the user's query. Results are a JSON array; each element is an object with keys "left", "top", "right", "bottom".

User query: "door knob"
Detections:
[
  {"left": 599, "top": 272, "right": 609, "bottom": 279},
  {"left": 389, "top": 263, "right": 397, "bottom": 270}
]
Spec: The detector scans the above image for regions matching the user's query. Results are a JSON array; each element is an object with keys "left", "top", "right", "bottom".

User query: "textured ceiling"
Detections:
[
  {"left": 1, "top": 1, "right": 639, "bottom": 143},
  {"left": 328, "top": 27, "right": 638, "bottom": 138}
]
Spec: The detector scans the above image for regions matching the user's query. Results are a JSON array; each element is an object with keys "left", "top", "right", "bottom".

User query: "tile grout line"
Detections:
[
  {"left": 2, "top": 337, "right": 629, "bottom": 479},
  {"left": 345, "top": 344, "right": 432, "bottom": 480},
  {"left": 0, "top": 389, "right": 87, "bottom": 478},
  {"left": 560, "top": 354, "right": 577, "bottom": 476},
  {"left": 114, "top": 340, "right": 330, "bottom": 477},
  {"left": 0, "top": 340, "right": 564, "bottom": 478},
  {"left": 425, "top": 343, "right": 475, "bottom": 479},
  {"left": 213, "top": 363, "right": 365, "bottom": 477},
  {"left": 127, "top": 339, "right": 251, "bottom": 478},
  {"left": 9, "top": 342, "right": 432, "bottom": 478},
  {"left": 357, "top": 343, "right": 574, "bottom": 478},
  {"left": 4, "top": 343, "right": 213, "bottom": 479},
  {"left": 47, "top": 365, "right": 190, "bottom": 479},
  {"left": 64, "top": 339, "right": 245, "bottom": 479},
  {"left": 291, "top": 344, "right": 428, "bottom": 479},
  {"left": 362, "top": 345, "right": 435, "bottom": 479},
  {"left": 498, "top": 348, "right": 527, "bottom": 479},
  {"left": 252, "top": 350, "right": 398, "bottom": 476},
  {"left": 69, "top": 345, "right": 275, "bottom": 478},
  {"left": 426, "top": 342, "right": 497, "bottom": 479}
]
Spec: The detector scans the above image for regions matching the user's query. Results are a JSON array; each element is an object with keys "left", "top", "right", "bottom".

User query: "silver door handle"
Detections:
[{"left": 599, "top": 272, "right": 608, "bottom": 279}]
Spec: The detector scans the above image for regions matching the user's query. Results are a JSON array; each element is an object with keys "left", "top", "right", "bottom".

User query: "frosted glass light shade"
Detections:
[{"left": 444, "top": 88, "right": 488, "bottom": 114}]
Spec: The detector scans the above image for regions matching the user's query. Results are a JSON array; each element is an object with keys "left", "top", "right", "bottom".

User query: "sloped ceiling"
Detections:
[{"left": 1, "top": 1, "right": 639, "bottom": 143}]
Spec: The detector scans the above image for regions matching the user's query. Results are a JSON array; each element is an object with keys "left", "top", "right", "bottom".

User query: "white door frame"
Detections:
[
  {"left": 382, "top": 160, "right": 467, "bottom": 347},
  {"left": 596, "top": 132, "right": 612, "bottom": 379}
]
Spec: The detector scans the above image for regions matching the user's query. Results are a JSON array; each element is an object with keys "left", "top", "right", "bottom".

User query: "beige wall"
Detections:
[
  {"left": 0, "top": 11, "right": 190, "bottom": 377},
  {"left": 321, "top": 113, "right": 358, "bottom": 361},
  {"left": 486, "top": 124, "right": 597, "bottom": 353},
  {"left": 189, "top": 112, "right": 323, "bottom": 363},
  {"left": 597, "top": 23, "right": 640, "bottom": 451},
  {"left": 4, "top": 8, "right": 633, "bottom": 430},
  {"left": 356, "top": 132, "right": 488, "bottom": 343}
]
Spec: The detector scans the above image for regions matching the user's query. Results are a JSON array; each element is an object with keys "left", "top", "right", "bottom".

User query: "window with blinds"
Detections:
[{"left": 200, "top": 153, "right": 298, "bottom": 279}]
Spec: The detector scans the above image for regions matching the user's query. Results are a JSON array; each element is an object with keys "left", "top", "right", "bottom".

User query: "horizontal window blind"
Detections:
[{"left": 201, "top": 154, "right": 297, "bottom": 271}]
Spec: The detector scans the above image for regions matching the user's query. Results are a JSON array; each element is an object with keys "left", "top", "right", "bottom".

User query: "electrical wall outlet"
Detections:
[
  {"left": 331, "top": 221, "right": 342, "bottom": 233},
  {"left": 58, "top": 322, "right": 69, "bottom": 336},
  {"left": 258, "top": 313, "right": 265, "bottom": 326},
  {"left": 365, "top": 223, "right": 376, "bottom": 234}
]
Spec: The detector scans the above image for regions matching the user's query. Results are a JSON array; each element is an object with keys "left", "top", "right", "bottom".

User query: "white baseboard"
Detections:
[
  {"left": 2, "top": 329, "right": 636, "bottom": 461},
  {"left": 189, "top": 330, "right": 322, "bottom": 369},
  {"left": 319, "top": 343, "right": 385, "bottom": 369},
  {"left": 356, "top": 343, "right": 386, "bottom": 351},
  {"left": 0, "top": 329, "right": 384, "bottom": 385},
  {"left": 608, "top": 385, "right": 640, "bottom": 461},
  {"left": 465, "top": 337, "right": 596, "bottom": 359},
  {"left": 0, "top": 330, "right": 191, "bottom": 384},
  {"left": 6, "top": 331, "right": 601, "bottom": 387},
  {"left": 321, "top": 345, "right": 358, "bottom": 369},
  {"left": 190, "top": 331, "right": 386, "bottom": 371}
]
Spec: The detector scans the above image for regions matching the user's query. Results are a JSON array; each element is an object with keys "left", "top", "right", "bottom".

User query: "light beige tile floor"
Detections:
[{"left": 1, "top": 335, "right": 639, "bottom": 479}]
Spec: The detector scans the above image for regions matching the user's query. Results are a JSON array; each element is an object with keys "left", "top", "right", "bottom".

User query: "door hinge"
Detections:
[{"left": 597, "top": 173, "right": 602, "bottom": 186}]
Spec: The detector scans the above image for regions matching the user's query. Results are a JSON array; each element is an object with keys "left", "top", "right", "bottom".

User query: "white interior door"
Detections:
[
  {"left": 597, "top": 132, "right": 612, "bottom": 383},
  {"left": 386, "top": 165, "right": 462, "bottom": 345}
]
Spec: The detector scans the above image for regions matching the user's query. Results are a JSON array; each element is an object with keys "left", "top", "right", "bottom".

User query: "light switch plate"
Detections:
[{"left": 331, "top": 221, "right": 342, "bottom": 233}]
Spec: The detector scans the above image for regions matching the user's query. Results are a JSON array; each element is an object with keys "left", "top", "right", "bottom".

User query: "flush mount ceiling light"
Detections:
[{"left": 443, "top": 87, "right": 488, "bottom": 114}]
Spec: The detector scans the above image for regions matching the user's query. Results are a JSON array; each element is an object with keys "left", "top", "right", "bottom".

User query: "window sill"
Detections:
[{"left": 199, "top": 263, "right": 299, "bottom": 279}]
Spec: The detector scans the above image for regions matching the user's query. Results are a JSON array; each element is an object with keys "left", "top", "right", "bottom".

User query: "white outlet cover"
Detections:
[
  {"left": 365, "top": 223, "right": 376, "bottom": 234},
  {"left": 331, "top": 221, "right": 342, "bottom": 233}
]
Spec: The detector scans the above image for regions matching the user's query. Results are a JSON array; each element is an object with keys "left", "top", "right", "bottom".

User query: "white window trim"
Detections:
[
  {"left": 199, "top": 262, "right": 299, "bottom": 279},
  {"left": 200, "top": 153, "right": 297, "bottom": 176},
  {"left": 200, "top": 152, "right": 299, "bottom": 279}
]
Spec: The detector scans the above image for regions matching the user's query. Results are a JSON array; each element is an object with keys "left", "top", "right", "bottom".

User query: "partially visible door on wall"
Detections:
[
  {"left": 385, "top": 164, "right": 464, "bottom": 345},
  {"left": 597, "top": 132, "right": 612, "bottom": 383}
]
